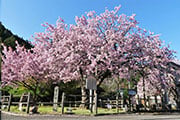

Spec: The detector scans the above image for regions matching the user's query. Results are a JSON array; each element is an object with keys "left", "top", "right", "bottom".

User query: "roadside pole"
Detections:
[
  {"left": 89, "top": 89, "right": 93, "bottom": 113},
  {"left": 86, "top": 75, "right": 97, "bottom": 114},
  {"left": 61, "top": 92, "right": 65, "bottom": 114}
]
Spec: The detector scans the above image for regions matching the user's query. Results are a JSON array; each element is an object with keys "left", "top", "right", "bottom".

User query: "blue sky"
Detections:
[{"left": 1, "top": 0, "right": 180, "bottom": 59}]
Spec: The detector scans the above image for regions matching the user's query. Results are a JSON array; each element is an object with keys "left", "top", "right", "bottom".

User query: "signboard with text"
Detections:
[
  {"left": 86, "top": 76, "right": 97, "bottom": 90},
  {"left": 128, "top": 89, "right": 136, "bottom": 96}
]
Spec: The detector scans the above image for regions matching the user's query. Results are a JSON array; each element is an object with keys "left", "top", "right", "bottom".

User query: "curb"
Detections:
[
  {"left": 2, "top": 110, "right": 180, "bottom": 117},
  {"left": 1, "top": 111, "right": 29, "bottom": 116},
  {"left": 1, "top": 111, "right": 91, "bottom": 118}
]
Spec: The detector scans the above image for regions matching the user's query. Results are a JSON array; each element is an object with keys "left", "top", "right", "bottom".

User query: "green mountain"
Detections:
[
  {"left": 0, "top": 22, "right": 33, "bottom": 50},
  {"left": 0, "top": 22, "right": 33, "bottom": 81}
]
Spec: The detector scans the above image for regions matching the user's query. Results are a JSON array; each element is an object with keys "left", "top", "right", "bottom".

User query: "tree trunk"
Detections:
[
  {"left": 33, "top": 93, "right": 37, "bottom": 106},
  {"left": 93, "top": 90, "right": 97, "bottom": 114},
  {"left": 30, "top": 89, "right": 38, "bottom": 113},
  {"left": 142, "top": 75, "right": 147, "bottom": 110},
  {"left": 79, "top": 67, "right": 87, "bottom": 108},
  {"left": 80, "top": 86, "right": 87, "bottom": 108}
]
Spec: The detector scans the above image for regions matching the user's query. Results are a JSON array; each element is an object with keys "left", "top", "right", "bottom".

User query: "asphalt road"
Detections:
[{"left": 2, "top": 112, "right": 180, "bottom": 120}]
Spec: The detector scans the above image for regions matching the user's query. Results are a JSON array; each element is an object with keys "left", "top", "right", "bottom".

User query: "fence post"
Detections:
[
  {"left": 93, "top": 90, "right": 98, "bottom": 115},
  {"left": 128, "top": 95, "right": 132, "bottom": 112},
  {"left": 137, "top": 95, "right": 140, "bottom": 112},
  {"left": 116, "top": 93, "right": 119, "bottom": 113},
  {"left": 99, "top": 99, "right": 102, "bottom": 108},
  {"left": 7, "top": 94, "right": 12, "bottom": 111},
  {"left": 147, "top": 96, "right": 150, "bottom": 109},
  {"left": 19, "top": 93, "right": 25, "bottom": 111},
  {"left": 155, "top": 95, "right": 157, "bottom": 110},
  {"left": 75, "top": 96, "right": 77, "bottom": 108},
  {"left": 61, "top": 92, "right": 65, "bottom": 114},
  {"left": 53, "top": 86, "right": 59, "bottom": 112},
  {"left": 26, "top": 92, "right": 31, "bottom": 114}
]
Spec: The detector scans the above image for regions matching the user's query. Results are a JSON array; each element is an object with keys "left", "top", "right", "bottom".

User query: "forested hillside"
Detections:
[
  {"left": 0, "top": 22, "right": 33, "bottom": 81},
  {"left": 0, "top": 22, "right": 32, "bottom": 50}
]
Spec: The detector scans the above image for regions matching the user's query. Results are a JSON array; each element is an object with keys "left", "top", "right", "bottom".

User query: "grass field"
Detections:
[{"left": 2, "top": 105, "right": 125, "bottom": 115}]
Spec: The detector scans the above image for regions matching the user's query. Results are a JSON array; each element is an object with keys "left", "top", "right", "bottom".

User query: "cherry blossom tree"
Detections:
[
  {"left": 2, "top": 5, "right": 175, "bottom": 110},
  {"left": 51, "top": 6, "right": 174, "bottom": 107},
  {"left": 1, "top": 39, "right": 54, "bottom": 105},
  {"left": 56, "top": 6, "right": 139, "bottom": 106},
  {"left": 135, "top": 39, "right": 175, "bottom": 108}
]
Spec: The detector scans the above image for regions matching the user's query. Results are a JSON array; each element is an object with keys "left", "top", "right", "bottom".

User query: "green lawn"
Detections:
[{"left": 2, "top": 105, "right": 125, "bottom": 115}]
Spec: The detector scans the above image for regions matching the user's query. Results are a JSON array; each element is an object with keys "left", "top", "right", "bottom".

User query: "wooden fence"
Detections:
[
  {"left": 1, "top": 92, "right": 98, "bottom": 114},
  {"left": 1, "top": 93, "right": 178, "bottom": 114},
  {"left": 61, "top": 93, "right": 97, "bottom": 114},
  {"left": 1, "top": 93, "right": 31, "bottom": 113}
]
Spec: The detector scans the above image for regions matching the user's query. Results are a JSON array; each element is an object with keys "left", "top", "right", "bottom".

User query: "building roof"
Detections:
[{"left": 171, "top": 59, "right": 180, "bottom": 66}]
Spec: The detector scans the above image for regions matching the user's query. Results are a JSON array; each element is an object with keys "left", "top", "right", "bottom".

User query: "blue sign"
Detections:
[{"left": 128, "top": 90, "right": 136, "bottom": 95}]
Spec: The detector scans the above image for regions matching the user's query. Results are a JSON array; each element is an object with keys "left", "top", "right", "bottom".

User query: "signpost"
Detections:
[
  {"left": 53, "top": 86, "right": 59, "bottom": 111},
  {"left": 128, "top": 89, "right": 136, "bottom": 111},
  {"left": 86, "top": 76, "right": 97, "bottom": 90},
  {"left": 86, "top": 75, "right": 97, "bottom": 113},
  {"left": 128, "top": 89, "right": 136, "bottom": 96}
]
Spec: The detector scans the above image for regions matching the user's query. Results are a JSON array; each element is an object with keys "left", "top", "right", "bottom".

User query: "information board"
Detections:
[{"left": 86, "top": 76, "right": 97, "bottom": 90}]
